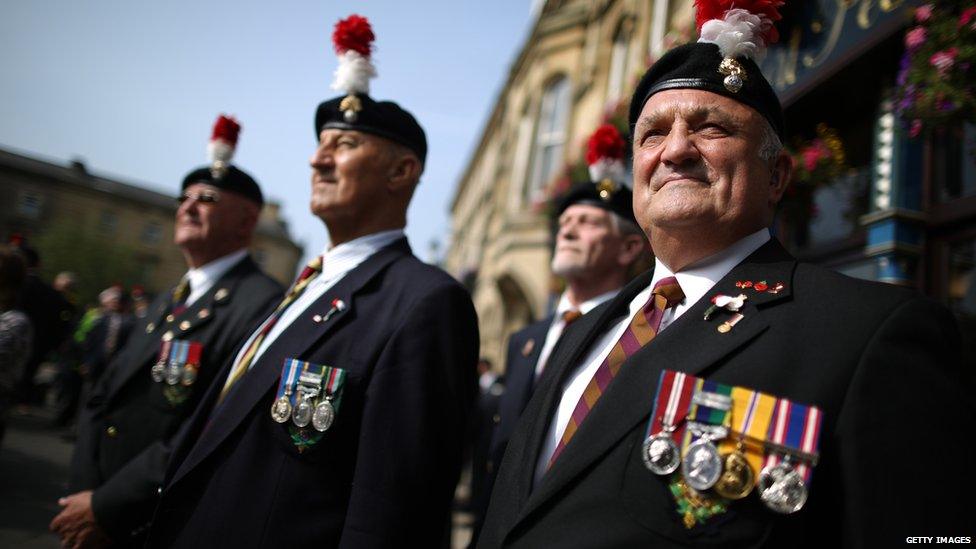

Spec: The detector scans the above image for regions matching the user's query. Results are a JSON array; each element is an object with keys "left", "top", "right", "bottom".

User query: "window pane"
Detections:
[
  {"left": 936, "top": 122, "right": 976, "bottom": 202},
  {"left": 528, "top": 77, "right": 571, "bottom": 195}
]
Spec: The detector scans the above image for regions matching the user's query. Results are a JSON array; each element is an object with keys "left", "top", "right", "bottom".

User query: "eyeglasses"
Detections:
[{"left": 177, "top": 190, "right": 221, "bottom": 205}]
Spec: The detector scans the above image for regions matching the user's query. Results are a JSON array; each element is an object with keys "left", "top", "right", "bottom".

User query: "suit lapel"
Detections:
[
  {"left": 170, "top": 240, "right": 409, "bottom": 486},
  {"left": 507, "top": 317, "right": 551, "bottom": 410},
  {"left": 511, "top": 240, "right": 797, "bottom": 533}
]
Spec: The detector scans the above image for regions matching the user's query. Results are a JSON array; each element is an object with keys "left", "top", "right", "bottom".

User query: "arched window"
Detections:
[
  {"left": 526, "top": 76, "right": 571, "bottom": 200},
  {"left": 607, "top": 24, "right": 631, "bottom": 100}
]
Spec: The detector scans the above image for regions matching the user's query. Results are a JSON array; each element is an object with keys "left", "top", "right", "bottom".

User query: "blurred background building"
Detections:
[
  {"left": 0, "top": 148, "right": 303, "bottom": 304},
  {"left": 447, "top": 0, "right": 976, "bottom": 369}
]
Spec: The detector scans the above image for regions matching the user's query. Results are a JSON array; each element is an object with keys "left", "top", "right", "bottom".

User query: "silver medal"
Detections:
[
  {"left": 758, "top": 461, "right": 808, "bottom": 514},
  {"left": 682, "top": 437, "right": 723, "bottom": 491},
  {"left": 312, "top": 397, "right": 336, "bottom": 432},
  {"left": 165, "top": 361, "right": 181, "bottom": 386},
  {"left": 292, "top": 395, "right": 313, "bottom": 428},
  {"left": 270, "top": 395, "right": 292, "bottom": 423},
  {"left": 642, "top": 433, "right": 680, "bottom": 475},
  {"left": 150, "top": 361, "right": 165, "bottom": 383}
]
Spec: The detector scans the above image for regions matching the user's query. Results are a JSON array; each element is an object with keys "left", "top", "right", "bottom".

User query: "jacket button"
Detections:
[
  {"left": 106, "top": 426, "right": 118, "bottom": 437},
  {"left": 157, "top": 486, "right": 163, "bottom": 495},
  {"left": 492, "top": 414, "right": 501, "bottom": 424}
]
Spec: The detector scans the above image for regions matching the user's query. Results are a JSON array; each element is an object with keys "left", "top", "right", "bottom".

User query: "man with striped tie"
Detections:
[
  {"left": 148, "top": 15, "right": 480, "bottom": 549},
  {"left": 470, "top": 134, "right": 649, "bottom": 545},
  {"left": 478, "top": 3, "right": 973, "bottom": 548},
  {"left": 55, "top": 115, "right": 283, "bottom": 548}
]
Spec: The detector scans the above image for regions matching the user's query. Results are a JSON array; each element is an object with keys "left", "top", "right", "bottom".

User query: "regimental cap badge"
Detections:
[
  {"left": 586, "top": 124, "right": 627, "bottom": 202},
  {"left": 208, "top": 114, "right": 241, "bottom": 180},
  {"left": 695, "top": 0, "right": 783, "bottom": 93},
  {"left": 331, "top": 15, "right": 376, "bottom": 124}
]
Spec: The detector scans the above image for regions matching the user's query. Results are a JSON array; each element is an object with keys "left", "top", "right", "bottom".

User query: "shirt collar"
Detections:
[
  {"left": 185, "top": 249, "right": 248, "bottom": 292},
  {"left": 319, "top": 229, "right": 405, "bottom": 279},
  {"left": 555, "top": 288, "right": 621, "bottom": 316},
  {"left": 650, "top": 229, "right": 770, "bottom": 309}
]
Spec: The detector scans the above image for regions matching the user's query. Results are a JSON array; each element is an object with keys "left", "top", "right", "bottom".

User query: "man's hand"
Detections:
[{"left": 49, "top": 491, "right": 110, "bottom": 549}]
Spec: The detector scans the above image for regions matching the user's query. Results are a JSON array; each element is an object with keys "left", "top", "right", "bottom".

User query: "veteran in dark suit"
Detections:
[
  {"left": 470, "top": 150, "right": 648, "bottom": 543},
  {"left": 148, "top": 15, "right": 479, "bottom": 549},
  {"left": 52, "top": 115, "right": 283, "bottom": 548},
  {"left": 478, "top": 6, "right": 975, "bottom": 548}
]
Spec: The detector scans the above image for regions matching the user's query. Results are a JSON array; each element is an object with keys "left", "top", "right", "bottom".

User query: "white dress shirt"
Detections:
[
  {"left": 534, "top": 289, "right": 620, "bottom": 380},
  {"left": 534, "top": 229, "right": 770, "bottom": 483},
  {"left": 232, "top": 229, "right": 405, "bottom": 372},
  {"left": 183, "top": 249, "right": 248, "bottom": 306}
]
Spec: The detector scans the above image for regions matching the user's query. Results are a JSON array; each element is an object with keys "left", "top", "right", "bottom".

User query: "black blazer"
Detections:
[
  {"left": 479, "top": 239, "right": 975, "bottom": 548},
  {"left": 148, "top": 239, "right": 480, "bottom": 548},
  {"left": 70, "top": 256, "right": 282, "bottom": 542}
]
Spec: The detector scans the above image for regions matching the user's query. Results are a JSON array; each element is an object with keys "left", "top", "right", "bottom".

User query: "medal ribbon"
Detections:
[
  {"left": 719, "top": 387, "right": 776, "bottom": 483},
  {"left": 321, "top": 366, "right": 347, "bottom": 411},
  {"left": 170, "top": 340, "right": 188, "bottom": 367},
  {"left": 274, "top": 359, "right": 302, "bottom": 407},
  {"left": 680, "top": 379, "right": 733, "bottom": 451},
  {"left": 645, "top": 370, "right": 697, "bottom": 444},
  {"left": 764, "top": 398, "right": 823, "bottom": 483},
  {"left": 156, "top": 340, "right": 173, "bottom": 364},
  {"left": 185, "top": 342, "right": 202, "bottom": 367}
]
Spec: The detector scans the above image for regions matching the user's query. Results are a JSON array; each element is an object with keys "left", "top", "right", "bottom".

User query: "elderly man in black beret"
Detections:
[
  {"left": 54, "top": 115, "right": 283, "bottom": 548},
  {"left": 478, "top": 4, "right": 973, "bottom": 548},
  {"left": 147, "top": 15, "right": 479, "bottom": 548}
]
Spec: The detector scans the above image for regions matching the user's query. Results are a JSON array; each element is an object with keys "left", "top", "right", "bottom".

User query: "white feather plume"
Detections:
[
  {"left": 207, "top": 140, "right": 234, "bottom": 164},
  {"left": 588, "top": 159, "right": 628, "bottom": 187},
  {"left": 698, "top": 8, "right": 771, "bottom": 61},
  {"left": 331, "top": 50, "right": 376, "bottom": 95}
]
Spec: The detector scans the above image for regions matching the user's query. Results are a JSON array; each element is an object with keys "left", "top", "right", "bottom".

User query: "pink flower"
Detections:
[
  {"left": 904, "top": 26, "right": 927, "bottom": 50},
  {"left": 930, "top": 47, "right": 959, "bottom": 75},
  {"left": 801, "top": 140, "right": 829, "bottom": 172},
  {"left": 909, "top": 119, "right": 923, "bottom": 138},
  {"left": 915, "top": 4, "right": 933, "bottom": 23},
  {"left": 961, "top": 7, "right": 976, "bottom": 29}
]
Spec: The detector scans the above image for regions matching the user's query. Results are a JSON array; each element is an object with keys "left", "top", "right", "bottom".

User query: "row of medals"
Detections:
[
  {"left": 640, "top": 391, "right": 808, "bottom": 514},
  {"left": 270, "top": 370, "right": 336, "bottom": 433},
  {"left": 150, "top": 357, "right": 196, "bottom": 387}
]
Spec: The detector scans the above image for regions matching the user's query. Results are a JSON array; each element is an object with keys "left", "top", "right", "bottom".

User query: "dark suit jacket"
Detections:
[
  {"left": 148, "top": 238, "right": 480, "bottom": 548},
  {"left": 82, "top": 312, "right": 135, "bottom": 383},
  {"left": 479, "top": 239, "right": 975, "bottom": 548},
  {"left": 70, "top": 256, "right": 282, "bottom": 542}
]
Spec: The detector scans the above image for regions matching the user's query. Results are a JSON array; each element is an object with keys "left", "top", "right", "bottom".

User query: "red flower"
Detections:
[
  {"left": 211, "top": 115, "right": 241, "bottom": 146},
  {"left": 694, "top": 0, "right": 785, "bottom": 42},
  {"left": 585, "top": 124, "right": 626, "bottom": 165},
  {"left": 961, "top": 7, "right": 976, "bottom": 29},
  {"left": 333, "top": 14, "right": 375, "bottom": 57}
]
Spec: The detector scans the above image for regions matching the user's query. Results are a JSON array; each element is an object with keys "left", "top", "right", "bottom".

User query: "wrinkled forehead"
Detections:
[
  {"left": 634, "top": 89, "right": 757, "bottom": 133},
  {"left": 559, "top": 203, "right": 613, "bottom": 223}
]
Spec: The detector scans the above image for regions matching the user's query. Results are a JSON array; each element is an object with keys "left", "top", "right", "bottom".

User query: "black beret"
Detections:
[
  {"left": 314, "top": 93, "right": 427, "bottom": 165},
  {"left": 555, "top": 181, "right": 636, "bottom": 226},
  {"left": 629, "top": 42, "right": 784, "bottom": 141},
  {"left": 181, "top": 165, "right": 264, "bottom": 207}
]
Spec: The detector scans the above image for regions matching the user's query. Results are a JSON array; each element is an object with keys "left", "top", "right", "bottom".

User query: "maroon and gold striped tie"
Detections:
[{"left": 548, "top": 276, "right": 684, "bottom": 467}]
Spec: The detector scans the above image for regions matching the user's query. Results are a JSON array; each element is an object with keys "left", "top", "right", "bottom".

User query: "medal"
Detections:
[
  {"left": 641, "top": 371, "right": 695, "bottom": 475},
  {"left": 151, "top": 340, "right": 172, "bottom": 383},
  {"left": 312, "top": 396, "right": 336, "bottom": 432},
  {"left": 682, "top": 436, "right": 723, "bottom": 491},
  {"left": 758, "top": 459, "right": 807, "bottom": 513},
  {"left": 714, "top": 445, "right": 755, "bottom": 499},
  {"left": 271, "top": 359, "right": 301, "bottom": 423},
  {"left": 292, "top": 395, "right": 313, "bottom": 427},
  {"left": 642, "top": 433, "right": 680, "bottom": 475},
  {"left": 166, "top": 341, "right": 188, "bottom": 386},
  {"left": 181, "top": 366, "right": 198, "bottom": 386},
  {"left": 180, "top": 342, "right": 202, "bottom": 387}
]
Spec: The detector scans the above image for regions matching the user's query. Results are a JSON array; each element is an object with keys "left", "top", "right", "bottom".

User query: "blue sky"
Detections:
[{"left": 0, "top": 1, "right": 534, "bottom": 270}]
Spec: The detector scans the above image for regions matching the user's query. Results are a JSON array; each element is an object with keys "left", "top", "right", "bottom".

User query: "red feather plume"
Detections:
[
  {"left": 586, "top": 124, "right": 626, "bottom": 165},
  {"left": 211, "top": 115, "right": 241, "bottom": 146},
  {"left": 333, "top": 14, "right": 375, "bottom": 57},
  {"left": 694, "top": 0, "right": 785, "bottom": 44}
]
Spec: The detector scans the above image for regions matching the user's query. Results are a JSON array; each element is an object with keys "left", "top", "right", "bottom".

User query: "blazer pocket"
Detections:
[
  {"left": 618, "top": 432, "right": 774, "bottom": 547},
  {"left": 267, "top": 360, "right": 353, "bottom": 461}
]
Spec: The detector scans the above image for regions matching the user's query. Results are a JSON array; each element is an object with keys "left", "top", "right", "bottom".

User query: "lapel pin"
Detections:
[
  {"left": 735, "top": 280, "right": 753, "bottom": 289},
  {"left": 754, "top": 280, "right": 768, "bottom": 292},
  {"left": 703, "top": 294, "right": 748, "bottom": 321},
  {"left": 215, "top": 288, "right": 229, "bottom": 302},
  {"left": 198, "top": 308, "right": 211, "bottom": 319},
  {"left": 522, "top": 338, "right": 536, "bottom": 357},
  {"left": 314, "top": 298, "right": 347, "bottom": 323},
  {"left": 146, "top": 323, "right": 155, "bottom": 334},
  {"left": 717, "top": 313, "right": 744, "bottom": 334},
  {"left": 767, "top": 282, "right": 785, "bottom": 294},
  {"left": 179, "top": 320, "right": 191, "bottom": 331}
]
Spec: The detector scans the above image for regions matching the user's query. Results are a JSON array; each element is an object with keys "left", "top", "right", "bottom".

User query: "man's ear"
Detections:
[
  {"left": 387, "top": 153, "right": 422, "bottom": 193},
  {"left": 618, "top": 233, "right": 648, "bottom": 268},
  {"left": 769, "top": 151, "right": 793, "bottom": 205}
]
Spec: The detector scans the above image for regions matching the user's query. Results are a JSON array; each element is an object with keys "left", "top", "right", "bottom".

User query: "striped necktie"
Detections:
[
  {"left": 548, "top": 276, "right": 684, "bottom": 467},
  {"left": 217, "top": 256, "right": 323, "bottom": 402}
]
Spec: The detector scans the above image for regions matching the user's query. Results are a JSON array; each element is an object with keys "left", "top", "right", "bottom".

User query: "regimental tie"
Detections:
[
  {"left": 171, "top": 276, "right": 191, "bottom": 316},
  {"left": 548, "top": 276, "right": 684, "bottom": 468},
  {"left": 561, "top": 309, "right": 583, "bottom": 325},
  {"left": 217, "top": 256, "right": 324, "bottom": 403}
]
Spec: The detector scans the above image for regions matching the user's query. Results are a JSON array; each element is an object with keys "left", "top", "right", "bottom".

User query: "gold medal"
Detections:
[{"left": 714, "top": 448, "right": 755, "bottom": 499}]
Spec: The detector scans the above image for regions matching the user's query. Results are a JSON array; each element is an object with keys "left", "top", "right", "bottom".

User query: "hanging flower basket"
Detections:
[
  {"left": 894, "top": 2, "right": 976, "bottom": 137},
  {"left": 780, "top": 124, "right": 848, "bottom": 245}
]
